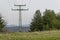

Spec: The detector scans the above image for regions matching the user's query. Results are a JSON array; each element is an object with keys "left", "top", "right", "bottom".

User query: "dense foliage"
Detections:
[{"left": 30, "top": 9, "right": 60, "bottom": 31}]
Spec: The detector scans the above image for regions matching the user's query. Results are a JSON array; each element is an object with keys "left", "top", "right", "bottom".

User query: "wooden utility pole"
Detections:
[{"left": 12, "top": 4, "right": 28, "bottom": 32}]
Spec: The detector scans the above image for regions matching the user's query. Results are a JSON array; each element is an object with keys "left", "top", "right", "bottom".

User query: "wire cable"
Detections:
[{"left": 8, "top": 0, "right": 12, "bottom": 8}]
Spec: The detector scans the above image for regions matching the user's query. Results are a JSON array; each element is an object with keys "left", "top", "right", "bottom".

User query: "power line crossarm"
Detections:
[
  {"left": 12, "top": 9, "right": 28, "bottom": 11},
  {"left": 14, "top": 4, "right": 26, "bottom": 6}
]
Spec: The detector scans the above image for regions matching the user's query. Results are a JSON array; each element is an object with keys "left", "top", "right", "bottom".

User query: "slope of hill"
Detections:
[{"left": 3, "top": 25, "right": 30, "bottom": 32}]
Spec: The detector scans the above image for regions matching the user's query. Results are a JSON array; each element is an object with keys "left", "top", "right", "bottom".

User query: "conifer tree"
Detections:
[{"left": 30, "top": 10, "right": 43, "bottom": 31}]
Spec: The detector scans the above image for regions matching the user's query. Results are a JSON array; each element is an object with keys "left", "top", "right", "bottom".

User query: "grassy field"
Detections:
[{"left": 0, "top": 30, "right": 60, "bottom": 40}]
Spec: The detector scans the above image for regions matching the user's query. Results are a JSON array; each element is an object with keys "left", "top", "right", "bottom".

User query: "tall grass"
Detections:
[{"left": 0, "top": 30, "right": 60, "bottom": 40}]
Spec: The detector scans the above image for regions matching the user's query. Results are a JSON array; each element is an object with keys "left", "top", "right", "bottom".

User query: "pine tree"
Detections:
[{"left": 30, "top": 10, "right": 43, "bottom": 31}]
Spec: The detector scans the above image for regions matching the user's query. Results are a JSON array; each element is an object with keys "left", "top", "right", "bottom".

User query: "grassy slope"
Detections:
[{"left": 0, "top": 30, "right": 60, "bottom": 40}]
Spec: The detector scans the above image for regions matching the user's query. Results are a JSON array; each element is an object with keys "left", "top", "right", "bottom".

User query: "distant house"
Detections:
[{"left": 3, "top": 25, "right": 30, "bottom": 32}]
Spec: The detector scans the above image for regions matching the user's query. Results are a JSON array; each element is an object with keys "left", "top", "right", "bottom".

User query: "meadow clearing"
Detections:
[{"left": 0, "top": 30, "right": 60, "bottom": 40}]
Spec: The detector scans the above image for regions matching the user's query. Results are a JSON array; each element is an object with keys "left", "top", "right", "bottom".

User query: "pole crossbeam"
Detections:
[
  {"left": 12, "top": 4, "right": 28, "bottom": 32},
  {"left": 14, "top": 4, "right": 26, "bottom": 6},
  {"left": 12, "top": 9, "right": 28, "bottom": 11}
]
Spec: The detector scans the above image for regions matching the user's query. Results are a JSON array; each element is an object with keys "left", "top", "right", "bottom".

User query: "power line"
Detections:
[
  {"left": 8, "top": 0, "right": 11, "bottom": 8},
  {"left": 12, "top": 4, "right": 28, "bottom": 32},
  {"left": 8, "top": 0, "right": 29, "bottom": 32}
]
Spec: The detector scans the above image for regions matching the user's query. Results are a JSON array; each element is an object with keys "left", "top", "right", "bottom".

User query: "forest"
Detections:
[{"left": 30, "top": 9, "right": 60, "bottom": 31}]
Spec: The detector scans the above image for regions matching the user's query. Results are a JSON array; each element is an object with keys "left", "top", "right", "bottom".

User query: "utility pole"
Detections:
[{"left": 12, "top": 4, "right": 28, "bottom": 32}]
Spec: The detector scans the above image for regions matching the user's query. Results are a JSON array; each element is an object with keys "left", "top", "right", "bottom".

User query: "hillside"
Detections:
[
  {"left": 3, "top": 25, "right": 30, "bottom": 32},
  {"left": 0, "top": 30, "right": 60, "bottom": 40}
]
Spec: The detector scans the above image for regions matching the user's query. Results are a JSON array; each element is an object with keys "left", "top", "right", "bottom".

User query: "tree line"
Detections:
[
  {"left": 0, "top": 9, "right": 60, "bottom": 32},
  {"left": 30, "top": 9, "right": 60, "bottom": 31}
]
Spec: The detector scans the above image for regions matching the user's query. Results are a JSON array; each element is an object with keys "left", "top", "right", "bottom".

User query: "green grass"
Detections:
[{"left": 0, "top": 30, "right": 60, "bottom": 40}]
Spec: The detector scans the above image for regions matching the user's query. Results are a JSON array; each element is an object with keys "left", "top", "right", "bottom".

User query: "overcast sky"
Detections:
[{"left": 0, "top": 0, "right": 60, "bottom": 26}]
